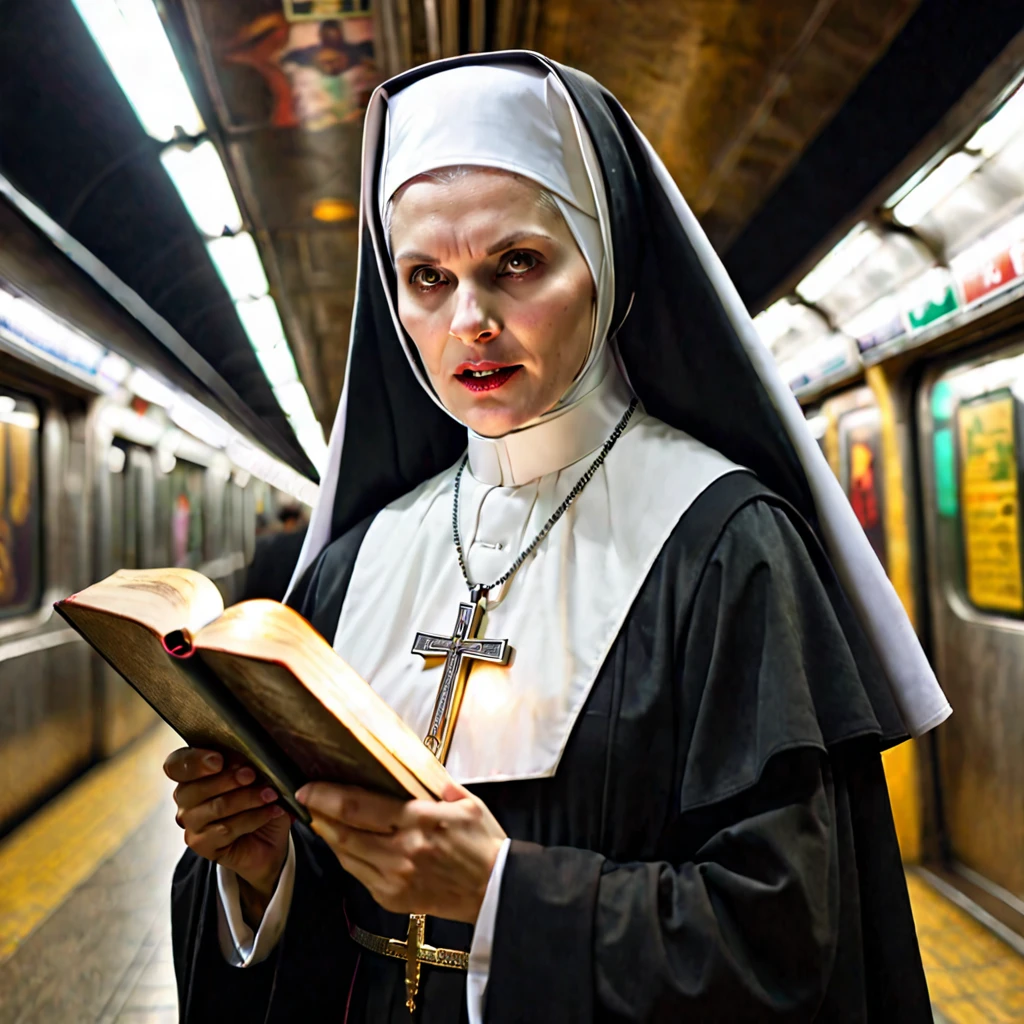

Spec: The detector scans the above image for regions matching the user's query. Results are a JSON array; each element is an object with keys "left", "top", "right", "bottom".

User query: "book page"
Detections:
[
  {"left": 196, "top": 601, "right": 452, "bottom": 800},
  {"left": 62, "top": 568, "right": 225, "bottom": 640}
]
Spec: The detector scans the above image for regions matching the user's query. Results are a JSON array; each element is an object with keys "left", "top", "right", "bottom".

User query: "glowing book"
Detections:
[{"left": 55, "top": 568, "right": 451, "bottom": 823}]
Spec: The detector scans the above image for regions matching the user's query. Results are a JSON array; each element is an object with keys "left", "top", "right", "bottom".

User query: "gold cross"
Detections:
[
  {"left": 398, "top": 586, "right": 510, "bottom": 1012},
  {"left": 411, "top": 586, "right": 510, "bottom": 764},
  {"left": 398, "top": 914, "right": 424, "bottom": 1012}
]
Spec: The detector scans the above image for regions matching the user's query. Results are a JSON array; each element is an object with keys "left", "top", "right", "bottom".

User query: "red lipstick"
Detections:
[{"left": 454, "top": 362, "right": 522, "bottom": 393}]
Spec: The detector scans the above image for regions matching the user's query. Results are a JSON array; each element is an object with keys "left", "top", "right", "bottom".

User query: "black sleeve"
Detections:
[
  {"left": 172, "top": 824, "right": 357, "bottom": 1023},
  {"left": 285, "top": 515, "right": 375, "bottom": 640},
  {"left": 485, "top": 501, "right": 886, "bottom": 1023}
]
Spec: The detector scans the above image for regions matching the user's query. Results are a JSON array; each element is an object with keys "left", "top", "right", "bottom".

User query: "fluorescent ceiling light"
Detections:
[
  {"left": 128, "top": 367, "right": 175, "bottom": 408},
  {"left": 294, "top": 427, "right": 329, "bottom": 475},
  {"left": 161, "top": 141, "right": 243, "bottom": 239},
  {"left": 968, "top": 84, "right": 1024, "bottom": 158},
  {"left": 273, "top": 379, "right": 317, "bottom": 423},
  {"left": 236, "top": 295, "right": 286, "bottom": 351},
  {"left": 207, "top": 233, "right": 269, "bottom": 301},
  {"left": 796, "top": 223, "right": 881, "bottom": 303},
  {"left": 71, "top": 0, "right": 204, "bottom": 142},
  {"left": 892, "top": 152, "right": 981, "bottom": 227},
  {"left": 256, "top": 343, "right": 299, "bottom": 387}
]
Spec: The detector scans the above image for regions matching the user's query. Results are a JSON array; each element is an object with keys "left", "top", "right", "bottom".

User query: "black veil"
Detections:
[{"left": 289, "top": 52, "right": 948, "bottom": 738}]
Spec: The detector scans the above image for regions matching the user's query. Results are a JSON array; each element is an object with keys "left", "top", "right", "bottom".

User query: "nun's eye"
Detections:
[
  {"left": 499, "top": 251, "right": 538, "bottom": 277},
  {"left": 410, "top": 266, "right": 447, "bottom": 290}
]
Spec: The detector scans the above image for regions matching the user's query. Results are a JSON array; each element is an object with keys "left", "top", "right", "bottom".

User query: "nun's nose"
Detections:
[{"left": 448, "top": 288, "right": 501, "bottom": 344}]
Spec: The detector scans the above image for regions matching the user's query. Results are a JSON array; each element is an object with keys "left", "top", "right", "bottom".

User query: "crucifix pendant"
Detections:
[
  {"left": 399, "top": 586, "right": 510, "bottom": 1013},
  {"left": 411, "top": 585, "right": 511, "bottom": 765}
]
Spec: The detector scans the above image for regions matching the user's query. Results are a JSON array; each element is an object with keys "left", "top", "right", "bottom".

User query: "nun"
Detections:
[{"left": 168, "top": 52, "right": 949, "bottom": 1023}]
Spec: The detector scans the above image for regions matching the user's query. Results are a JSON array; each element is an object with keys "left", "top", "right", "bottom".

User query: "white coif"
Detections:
[{"left": 334, "top": 368, "right": 740, "bottom": 784}]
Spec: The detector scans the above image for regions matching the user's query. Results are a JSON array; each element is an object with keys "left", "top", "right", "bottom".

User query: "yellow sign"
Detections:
[{"left": 958, "top": 392, "right": 1024, "bottom": 613}]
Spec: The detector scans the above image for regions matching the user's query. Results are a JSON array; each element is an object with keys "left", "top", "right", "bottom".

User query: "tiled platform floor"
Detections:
[
  {"left": 908, "top": 872, "right": 1024, "bottom": 1023},
  {"left": 1, "top": 726, "right": 1023, "bottom": 1022},
  {"left": 0, "top": 726, "right": 180, "bottom": 1024}
]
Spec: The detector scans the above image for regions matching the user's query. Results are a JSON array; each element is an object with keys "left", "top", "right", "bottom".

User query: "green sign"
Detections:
[
  {"left": 931, "top": 379, "right": 956, "bottom": 423},
  {"left": 933, "top": 428, "right": 958, "bottom": 517},
  {"left": 907, "top": 286, "right": 958, "bottom": 331}
]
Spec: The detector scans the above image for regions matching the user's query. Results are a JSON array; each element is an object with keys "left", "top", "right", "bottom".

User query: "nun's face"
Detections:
[{"left": 390, "top": 170, "right": 595, "bottom": 437}]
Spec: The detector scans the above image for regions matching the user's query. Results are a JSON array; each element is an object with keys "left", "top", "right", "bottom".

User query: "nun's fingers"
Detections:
[
  {"left": 184, "top": 804, "right": 286, "bottom": 862},
  {"left": 173, "top": 765, "right": 257, "bottom": 820},
  {"left": 179, "top": 782, "right": 281, "bottom": 834},
  {"left": 163, "top": 747, "right": 224, "bottom": 783},
  {"left": 296, "top": 783, "right": 403, "bottom": 834}
]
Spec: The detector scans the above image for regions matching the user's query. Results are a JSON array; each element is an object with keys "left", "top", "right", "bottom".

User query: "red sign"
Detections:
[{"left": 959, "top": 240, "right": 1024, "bottom": 307}]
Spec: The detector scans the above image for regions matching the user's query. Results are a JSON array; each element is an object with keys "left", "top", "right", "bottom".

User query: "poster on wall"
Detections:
[
  {"left": 187, "top": 0, "right": 382, "bottom": 132},
  {"left": 957, "top": 390, "right": 1024, "bottom": 614},
  {"left": 838, "top": 406, "right": 888, "bottom": 571},
  {"left": 0, "top": 398, "right": 41, "bottom": 616}
]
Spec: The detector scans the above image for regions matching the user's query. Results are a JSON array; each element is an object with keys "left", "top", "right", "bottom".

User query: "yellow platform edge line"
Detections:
[{"left": 0, "top": 723, "right": 178, "bottom": 963}]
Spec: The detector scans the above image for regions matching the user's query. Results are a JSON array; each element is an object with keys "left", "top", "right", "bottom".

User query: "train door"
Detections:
[
  {"left": 814, "top": 386, "right": 921, "bottom": 859},
  {"left": 918, "top": 347, "right": 1024, "bottom": 909},
  {"left": 95, "top": 439, "right": 159, "bottom": 755}
]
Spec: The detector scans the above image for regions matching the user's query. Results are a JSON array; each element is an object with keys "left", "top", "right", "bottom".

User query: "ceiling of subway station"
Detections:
[
  {"left": 2, "top": 0, "right": 1022, "bottom": 474},
  {"left": 159, "top": 0, "right": 930, "bottom": 428}
]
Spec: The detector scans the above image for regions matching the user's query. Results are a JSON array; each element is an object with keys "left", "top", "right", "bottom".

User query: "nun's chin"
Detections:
[{"left": 440, "top": 373, "right": 551, "bottom": 438}]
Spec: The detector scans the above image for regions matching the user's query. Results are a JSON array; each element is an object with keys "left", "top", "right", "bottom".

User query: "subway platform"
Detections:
[{"left": 1, "top": 725, "right": 1022, "bottom": 1024}]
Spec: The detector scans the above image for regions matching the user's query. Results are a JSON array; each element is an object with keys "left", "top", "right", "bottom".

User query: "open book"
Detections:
[{"left": 55, "top": 568, "right": 452, "bottom": 823}]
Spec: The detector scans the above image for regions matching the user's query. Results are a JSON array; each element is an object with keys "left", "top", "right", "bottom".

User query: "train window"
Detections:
[
  {"left": 169, "top": 460, "right": 205, "bottom": 569},
  {"left": 0, "top": 392, "right": 42, "bottom": 618},
  {"left": 956, "top": 389, "right": 1024, "bottom": 614},
  {"left": 838, "top": 406, "right": 888, "bottom": 570}
]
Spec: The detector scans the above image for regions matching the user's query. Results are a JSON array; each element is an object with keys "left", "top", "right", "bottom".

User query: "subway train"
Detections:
[
  {"left": 0, "top": 196, "right": 313, "bottom": 837},
  {"left": 798, "top": 326, "right": 1024, "bottom": 938},
  {"left": 759, "top": 73, "right": 1024, "bottom": 938}
]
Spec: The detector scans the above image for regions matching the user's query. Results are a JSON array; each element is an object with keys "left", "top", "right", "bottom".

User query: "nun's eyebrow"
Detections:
[
  {"left": 394, "top": 232, "right": 555, "bottom": 264},
  {"left": 394, "top": 249, "right": 439, "bottom": 264},
  {"left": 485, "top": 231, "right": 554, "bottom": 255}
]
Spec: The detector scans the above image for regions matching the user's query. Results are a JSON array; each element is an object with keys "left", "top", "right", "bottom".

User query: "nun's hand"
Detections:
[{"left": 296, "top": 781, "right": 506, "bottom": 925}]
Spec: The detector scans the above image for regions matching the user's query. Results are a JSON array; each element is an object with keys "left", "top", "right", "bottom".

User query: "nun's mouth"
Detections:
[{"left": 454, "top": 363, "right": 523, "bottom": 392}]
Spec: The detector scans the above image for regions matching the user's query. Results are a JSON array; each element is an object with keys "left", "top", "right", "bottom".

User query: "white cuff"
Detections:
[
  {"left": 466, "top": 837, "right": 511, "bottom": 1024},
  {"left": 216, "top": 834, "right": 296, "bottom": 967}
]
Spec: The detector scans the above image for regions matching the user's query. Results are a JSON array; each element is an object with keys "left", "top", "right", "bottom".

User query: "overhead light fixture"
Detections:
[
  {"left": 71, "top": 0, "right": 204, "bottom": 142},
  {"left": 312, "top": 198, "right": 358, "bottom": 223},
  {"left": 273, "top": 379, "right": 317, "bottom": 423},
  {"left": 127, "top": 367, "right": 175, "bottom": 408},
  {"left": 235, "top": 295, "right": 286, "bottom": 351},
  {"left": 206, "top": 232, "right": 269, "bottom": 301},
  {"left": 256, "top": 342, "right": 299, "bottom": 387},
  {"left": 892, "top": 152, "right": 981, "bottom": 227},
  {"left": 161, "top": 141, "right": 243, "bottom": 239},
  {"left": 796, "top": 223, "right": 881, "bottom": 303},
  {"left": 967, "top": 84, "right": 1024, "bottom": 158},
  {"left": 294, "top": 426, "right": 329, "bottom": 475}
]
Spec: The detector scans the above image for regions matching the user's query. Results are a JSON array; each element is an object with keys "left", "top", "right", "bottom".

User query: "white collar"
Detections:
[{"left": 466, "top": 363, "right": 634, "bottom": 486}]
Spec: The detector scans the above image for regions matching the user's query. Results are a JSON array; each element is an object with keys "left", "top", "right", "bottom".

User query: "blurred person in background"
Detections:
[{"left": 239, "top": 504, "right": 307, "bottom": 603}]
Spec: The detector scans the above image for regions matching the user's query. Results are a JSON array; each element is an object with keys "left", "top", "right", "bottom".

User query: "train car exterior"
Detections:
[
  {"left": 755, "top": 66, "right": 1024, "bottom": 939},
  {"left": 0, "top": 346, "right": 301, "bottom": 833}
]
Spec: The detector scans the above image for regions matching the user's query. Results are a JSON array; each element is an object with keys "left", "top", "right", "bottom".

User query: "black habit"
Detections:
[{"left": 171, "top": 471, "right": 932, "bottom": 1022}]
